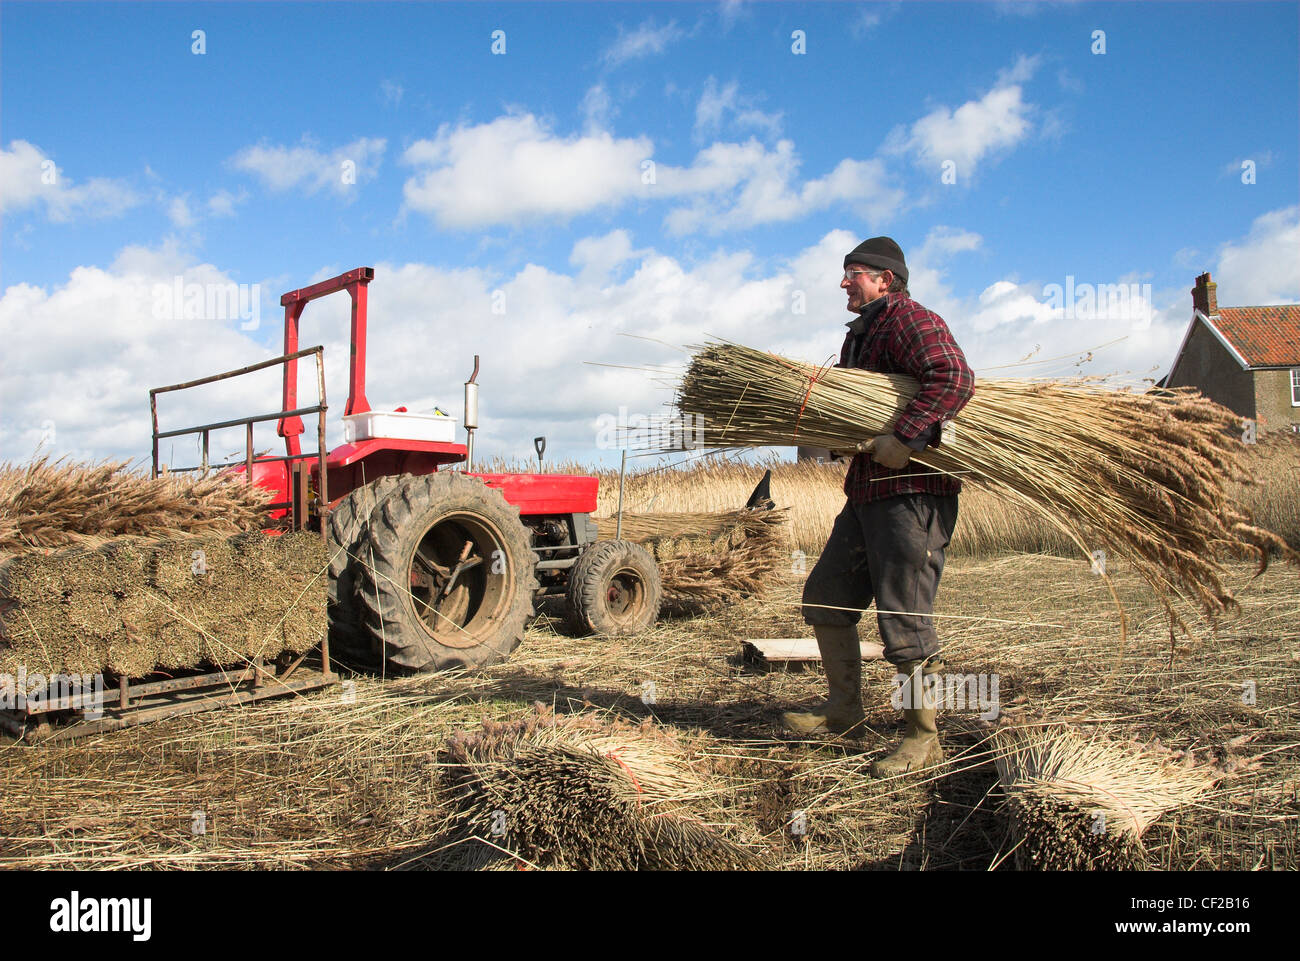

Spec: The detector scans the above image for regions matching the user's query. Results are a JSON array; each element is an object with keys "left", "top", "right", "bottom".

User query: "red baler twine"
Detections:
[
  {"left": 605, "top": 749, "right": 644, "bottom": 807},
  {"left": 779, "top": 353, "right": 837, "bottom": 444}
]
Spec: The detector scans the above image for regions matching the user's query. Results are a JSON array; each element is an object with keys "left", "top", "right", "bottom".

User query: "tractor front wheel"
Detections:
[
  {"left": 565, "top": 539, "right": 662, "bottom": 636},
  {"left": 354, "top": 472, "right": 538, "bottom": 673}
]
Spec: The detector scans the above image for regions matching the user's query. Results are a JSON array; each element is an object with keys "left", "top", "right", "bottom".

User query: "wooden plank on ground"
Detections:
[{"left": 742, "top": 637, "right": 885, "bottom": 670}]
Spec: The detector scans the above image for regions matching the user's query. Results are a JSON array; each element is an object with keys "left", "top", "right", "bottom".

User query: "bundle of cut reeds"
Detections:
[
  {"left": 675, "top": 342, "right": 1299, "bottom": 629},
  {"left": 601, "top": 508, "right": 791, "bottom": 614},
  {"left": 0, "top": 530, "right": 326, "bottom": 678},
  {"left": 606, "top": 510, "right": 766, "bottom": 543},
  {"left": 433, "top": 706, "right": 756, "bottom": 870},
  {"left": 993, "top": 724, "right": 1221, "bottom": 870},
  {"left": 0, "top": 455, "right": 271, "bottom": 555}
]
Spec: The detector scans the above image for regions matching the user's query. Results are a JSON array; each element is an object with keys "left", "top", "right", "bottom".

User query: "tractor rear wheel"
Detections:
[
  {"left": 354, "top": 472, "right": 538, "bottom": 673},
  {"left": 326, "top": 475, "right": 405, "bottom": 664},
  {"left": 565, "top": 539, "right": 662, "bottom": 636}
]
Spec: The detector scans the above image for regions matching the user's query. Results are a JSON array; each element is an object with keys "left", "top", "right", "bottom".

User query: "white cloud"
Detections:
[
  {"left": 601, "top": 19, "right": 685, "bottom": 66},
  {"left": 1039, "top": 107, "right": 1067, "bottom": 142},
  {"left": 967, "top": 279, "right": 1058, "bottom": 333},
  {"left": 694, "top": 77, "right": 782, "bottom": 141},
  {"left": 885, "top": 65, "right": 1035, "bottom": 178},
  {"left": 230, "top": 137, "right": 387, "bottom": 195},
  {"left": 401, "top": 114, "right": 652, "bottom": 228},
  {"left": 0, "top": 237, "right": 903, "bottom": 467},
  {"left": 694, "top": 79, "right": 732, "bottom": 136},
  {"left": 925, "top": 271, "right": 1178, "bottom": 384},
  {"left": 580, "top": 84, "right": 616, "bottom": 132},
  {"left": 1173, "top": 247, "right": 1204, "bottom": 271},
  {"left": 717, "top": 0, "right": 748, "bottom": 31},
  {"left": 0, "top": 247, "right": 279, "bottom": 466},
  {"left": 0, "top": 140, "right": 140, "bottom": 222},
  {"left": 1057, "top": 67, "right": 1084, "bottom": 94},
  {"left": 660, "top": 140, "right": 903, "bottom": 235},
  {"left": 167, "top": 195, "right": 195, "bottom": 228},
  {"left": 569, "top": 229, "right": 641, "bottom": 282},
  {"left": 3, "top": 231, "right": 1214, "bottom": 469},
  {"left": 380, "top": 79, "right": 404, "bottom": 108},
  {"left": 993, "top": 1, "right": 1049, "bottom": 16},
  {"left": 401, "top": 110, "right": 904, "bottom": 233},
  {"left": 207, "top": 188, "right": 247, "bottom": 218},
  {"left": 917, "top": 225, "right": 983, "bottom": 259},
  {"left": 962, "top": 275, "right": 1177, "bottom": 384},
  {"left": 1215, "top": 206, "right": 1300, "bottom": 305},
  {"left": 996, "top": 53, "right": 1041, "bottom": 86},
  {"left": 851, "top": 9, "right": 884, "bottom": 37}
]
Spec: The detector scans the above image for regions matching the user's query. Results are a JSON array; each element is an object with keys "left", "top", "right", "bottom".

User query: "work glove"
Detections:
[{"left": 857, "top": 434, "right": 913, "bottom": 470}]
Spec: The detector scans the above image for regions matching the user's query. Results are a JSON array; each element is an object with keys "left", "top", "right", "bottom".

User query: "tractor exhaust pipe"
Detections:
[{"left": 464, "top": 355, "right": 480, "bottom": 470}]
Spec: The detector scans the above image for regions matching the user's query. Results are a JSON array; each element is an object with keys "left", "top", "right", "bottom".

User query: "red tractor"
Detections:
[{"left": 150, "top": 267, "right": 662, "bottom": 674}]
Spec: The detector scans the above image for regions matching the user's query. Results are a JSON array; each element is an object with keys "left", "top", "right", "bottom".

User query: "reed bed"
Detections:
[
  {"left": 582, "top": 441, "right": 1299, "bottom": 559},
  {"left": 992, "top": 724, "right": 1223, "bottom": 870},
  {"left": 0, "top": 455, "right": 271, "bottom": 556},
  {"left": 673, "top": 342, "right": 1300, "bottom": 632}
]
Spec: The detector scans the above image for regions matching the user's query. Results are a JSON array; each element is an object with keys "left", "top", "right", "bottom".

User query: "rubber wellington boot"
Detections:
[
  {"left": 781, "top": 625, "right": 867, "bottom": 737},
  {"left": 870, "top": 657, "right": 945, "bottom": 777}
]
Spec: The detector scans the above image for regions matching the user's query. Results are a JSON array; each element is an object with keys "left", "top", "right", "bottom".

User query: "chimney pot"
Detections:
[{"left": 1192, "top": 271, "right": 1218, "bottom": 316}]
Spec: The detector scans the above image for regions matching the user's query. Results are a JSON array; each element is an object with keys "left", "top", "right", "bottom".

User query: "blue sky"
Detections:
[{"left": 2, "top": 0, "right": 1298, "bottom": 470}]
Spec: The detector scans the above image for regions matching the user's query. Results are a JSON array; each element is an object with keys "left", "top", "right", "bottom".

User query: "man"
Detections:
[{"left": 783, "top": 236, "right": 974, "bottom": 779}]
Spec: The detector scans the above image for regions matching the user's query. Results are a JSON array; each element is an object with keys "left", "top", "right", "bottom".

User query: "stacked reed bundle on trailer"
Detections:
[
  {"left": 433, "top": 706, "right": 756, "bottom": 870},
  {"left": 0, "top": 531, "right": 326, "bottom": 678},
  {"left": 0, "top": 455, "right": 272, "bottom": 554},
  {"left": 993, "top": 724, "right": 1220, "bottom": 870},
  {"left": 675, "top": 342, "right": 1300, "bottom": 632},
  {"left": 601, "top": 508, "right": 791, "bottom": 614}
]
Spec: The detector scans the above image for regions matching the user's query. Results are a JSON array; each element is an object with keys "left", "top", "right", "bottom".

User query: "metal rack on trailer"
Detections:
[{"left": 0, "top": 652, "right": 334, "bottom": 744}]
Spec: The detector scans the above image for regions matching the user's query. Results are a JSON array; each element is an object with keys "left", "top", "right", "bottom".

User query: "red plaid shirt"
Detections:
[{"left": 840, "top": 293, "right": 974, "bottom": 504}]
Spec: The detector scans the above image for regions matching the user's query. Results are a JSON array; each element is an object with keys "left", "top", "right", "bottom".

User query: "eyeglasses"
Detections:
[{"left": 843, "top": 267, "right": 880, "bottom": 282}]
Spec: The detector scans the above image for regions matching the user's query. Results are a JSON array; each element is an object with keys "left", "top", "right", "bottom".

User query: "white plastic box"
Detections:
[{"left": 342, "top": 409, "right": 457, "bottom": 444}]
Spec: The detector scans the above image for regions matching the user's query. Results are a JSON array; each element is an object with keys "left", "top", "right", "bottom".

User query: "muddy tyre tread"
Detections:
[
  {"left": 565, "top": 538, "right": 662, "bottom": 637},
  {"left": 326, "top": 475, "right": 407, "bottom": 661},
  {"left": 355, "top": 472, "right": 538, "bottom": 673}
]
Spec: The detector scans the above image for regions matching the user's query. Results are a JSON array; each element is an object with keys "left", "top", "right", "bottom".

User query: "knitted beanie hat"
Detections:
[{"left": 844, "top": 237, "right": 908, "bottom": 284}]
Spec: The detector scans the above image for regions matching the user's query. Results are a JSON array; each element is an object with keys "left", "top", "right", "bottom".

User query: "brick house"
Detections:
[{"left": 1163, "top": 272, "right": 1300, "bottom": 433}]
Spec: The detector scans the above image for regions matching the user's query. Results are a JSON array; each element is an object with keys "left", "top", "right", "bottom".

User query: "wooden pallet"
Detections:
[{"left": 742, "top": 637, "right": 885, "bottom": 671}]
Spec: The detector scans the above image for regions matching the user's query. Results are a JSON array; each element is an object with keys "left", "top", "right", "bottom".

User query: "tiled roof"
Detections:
[{"left": 1213, "top": 306, "right": 1300, "bottom": 367}]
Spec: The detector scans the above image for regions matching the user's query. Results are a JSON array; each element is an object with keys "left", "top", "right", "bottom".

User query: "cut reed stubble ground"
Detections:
[{"left": 1, "top": 548, "right": 1294, "bottom": 871}]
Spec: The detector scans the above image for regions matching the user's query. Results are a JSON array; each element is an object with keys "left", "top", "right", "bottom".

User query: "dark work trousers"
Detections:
[{"left": 801, "top": 493, "right": 959, "bottom": 665}]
